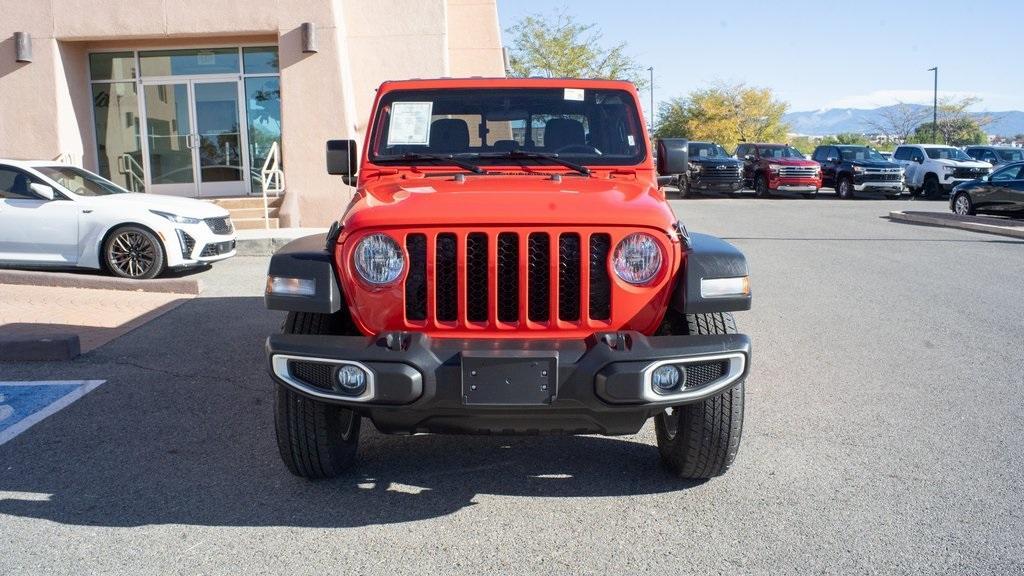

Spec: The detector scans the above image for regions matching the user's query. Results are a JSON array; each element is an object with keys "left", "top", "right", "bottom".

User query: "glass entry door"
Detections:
[{"left": 142, "top": 78, "right": 248, "bottom": 197}]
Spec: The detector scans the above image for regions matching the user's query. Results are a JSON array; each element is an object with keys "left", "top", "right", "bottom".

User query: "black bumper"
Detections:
[
  {"left": 691, "top": 177, "right": 743, "bottom": 192},
  {"left": 266, "top": 331, "right": 751, "bottom": 436}
]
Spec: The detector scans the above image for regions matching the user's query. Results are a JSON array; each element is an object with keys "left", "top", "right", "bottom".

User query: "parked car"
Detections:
[
  {"left": 963, "top": 145, "right": 1024, "bottom": 167},
  {"left": 891, "top": 144, "right": 992, "bottom": 198},
  {"left": 950, "top": 161, "right": 1024, "bottom": 217},
  {"left": 0, "top": 160, "right": 236, "bottom": 279},
  {"left": 677, "top": 140, "right": 744, "bottom": 198},
  {"left": 263, "top": 78, "right": 753, "bottom": 481},
  {"left": 735, "top": 143, "right": 821, "bottom": 198},
  {"left": 811, "top": 144, "right": 905, "bottom": 199}
]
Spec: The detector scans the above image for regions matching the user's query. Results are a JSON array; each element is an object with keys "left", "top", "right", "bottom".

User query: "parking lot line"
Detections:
[{"left": 0, "top": 381, "right": 105, "bottom": 446}]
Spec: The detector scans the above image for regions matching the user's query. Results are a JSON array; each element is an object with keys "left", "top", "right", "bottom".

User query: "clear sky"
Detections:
[{"left": 496, "top": 0, "right": 1024, "bottom": 116}]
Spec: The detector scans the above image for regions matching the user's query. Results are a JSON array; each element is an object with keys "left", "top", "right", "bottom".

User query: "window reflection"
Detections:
[{"left": 91, "top": 82, "right": 145, "bottom": 191}]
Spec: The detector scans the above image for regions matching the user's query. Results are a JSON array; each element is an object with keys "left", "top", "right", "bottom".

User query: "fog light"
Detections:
[
  {"left": 652, "top": 365, "right": 685, "bottom": 394},
  {"left": 336, "top": 365, "right": 368, "bottom": 395}
]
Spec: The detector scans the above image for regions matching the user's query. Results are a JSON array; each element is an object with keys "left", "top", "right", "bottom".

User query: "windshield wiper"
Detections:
[
  {"left": 472, "top": 151, "right": 591, "bottom": 176},
  {"left": 378, "top": 152, "right": 487, "bottom": 174}
]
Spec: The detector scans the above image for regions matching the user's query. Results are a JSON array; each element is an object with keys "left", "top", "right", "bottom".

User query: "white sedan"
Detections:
[{"left": 0, "top": 159, "right": 236, "bottom": 279}]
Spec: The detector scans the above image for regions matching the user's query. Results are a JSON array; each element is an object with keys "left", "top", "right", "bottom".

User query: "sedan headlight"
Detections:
[
  {"left": 612, "top": 233, "right": 663, "bottom": 285},
  {"left": 150, "top": 210, "right": 201, "bottom": 224},
  {"left": 353, "top": 233, "right": 405, "bottom": 285}
]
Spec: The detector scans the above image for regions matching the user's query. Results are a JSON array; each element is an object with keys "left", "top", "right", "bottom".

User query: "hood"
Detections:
[
  {"left": 850, "top": 160, "right": 901, "bottom": 170},
  {"left": 932, "top": 158, "right": 991, "bottom": 169},
  {"left": 83, "top": 193, "right": 230, "bottom": 218},
  {"left": 761, "top": 158, "right": 816, "bottom": 166},
  {"left": 690, "top": 157, "right": 741, "bottom": 166},
  {"left": 345, "top": 174, "right": 675, "bottom": 231}
]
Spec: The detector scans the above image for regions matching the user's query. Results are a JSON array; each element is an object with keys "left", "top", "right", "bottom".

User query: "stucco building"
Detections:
[{"left": 0, "top": 0, "right": 505, "bottom": 226}]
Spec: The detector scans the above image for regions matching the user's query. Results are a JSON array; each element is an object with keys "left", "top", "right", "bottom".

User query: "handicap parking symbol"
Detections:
[{"left": 0, "top": 381, "right": 105, "bottom": 446}]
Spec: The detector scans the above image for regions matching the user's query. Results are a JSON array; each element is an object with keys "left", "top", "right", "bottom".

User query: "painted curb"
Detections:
[
  {"left": 0, "top": 334, "right": 81, "bottom": 362},
  {"left": 888, "top": 211, "right": 1024, "bottom": 239},
  {"left": 0, "top": 269, "right": 200, "bottom": 294}
]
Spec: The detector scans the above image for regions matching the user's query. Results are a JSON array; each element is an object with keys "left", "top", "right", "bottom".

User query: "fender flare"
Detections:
[
  {"left": 265, "top": 233, "right": 343, "bottom": 314},
  {"left": 671, "top": 232, "right": 751, "bottom": 315}
]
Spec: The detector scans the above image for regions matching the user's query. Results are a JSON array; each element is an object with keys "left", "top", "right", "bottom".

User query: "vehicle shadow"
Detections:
[{"left": 0, "top": 296, "right": 701, "bottom": 529}]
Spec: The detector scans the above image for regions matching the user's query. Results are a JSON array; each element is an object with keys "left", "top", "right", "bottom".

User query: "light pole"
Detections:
[
  {"left": 928, "top": 66, "right": 938, "bottom": 143},
  {"left": 647, "top": 66, "right": 654, "bottom": 133}
]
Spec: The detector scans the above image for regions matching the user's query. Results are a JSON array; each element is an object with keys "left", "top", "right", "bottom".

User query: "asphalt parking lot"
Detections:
[{"left": 1, "top": 196, "right": 1022, "bottom": 574}]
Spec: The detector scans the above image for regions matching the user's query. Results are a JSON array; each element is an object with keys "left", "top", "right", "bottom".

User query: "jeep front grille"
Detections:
[{"left": 402, "top": 228, "right": 630, "bottom": 330}]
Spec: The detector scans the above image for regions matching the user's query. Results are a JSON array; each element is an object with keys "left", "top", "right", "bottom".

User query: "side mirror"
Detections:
[
  {"left": 326, "top": 139, "right": 358, "bottom": 186},
  {"left": 30, "top": 183, "right": 55, "bottom": 200},
  {"left": 743, "top": 154, "right": 754, "bottom": 162},
  {"left": 826, "top": 157, "right": 838, "bottom": 163},
  {"left": 656, "top": 138, "right": 689, "bottom": 177},
  {"left": 915, "top": 157, "right": 925, "bottom": 164}
]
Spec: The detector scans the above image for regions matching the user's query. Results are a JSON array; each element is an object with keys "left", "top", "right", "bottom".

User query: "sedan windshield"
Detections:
[
  {"left": 689, "top": 143, "right": 730, "bottom": 158},
  {"left": 997, "top": 149, "right": 1024, "bottom": 162},
  {"left": 35, "top": 166, "right": 128, "bottom": 196},
  {"left": 370, "top": 87, "right": 646, "bottom": 167},
  {"left": 838, "top": 146, "right": 887, "bottom": 162},
  {"left": 924, "top": 147, "right": 972, "bottom": 161},
  {"left": 759, "top": 146, "right": 804, "bottom": 159}
]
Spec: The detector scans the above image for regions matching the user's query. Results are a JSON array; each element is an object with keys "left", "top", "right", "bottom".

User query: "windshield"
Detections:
[
  {"left": 35, "top": 166, "right": 129, "bottom": 196},
  {"left": 689, "top": 143, "right": 730, "bottom": 159},
  {"left": 924, "top": 147, "right": 972, "bottom": 161},
  {"left": 759, "top": 146, "right": 804, "bottom": 159},
  {"left": 370, "top": 87, "right": 646, "bottom": 167},
  {"left": 997, "top": 149, "right": 1024, "bottom": 162},
  {"left": 838, "top": 146, "right": 887, "bottom": 162}
]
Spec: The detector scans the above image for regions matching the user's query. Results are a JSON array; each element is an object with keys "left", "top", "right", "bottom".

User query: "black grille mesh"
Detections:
[
  {"left": 558, "top": 234, "right": 581, "bottom": 321},
  {"left": 497, "top": 233, "right": 519, "bottom": 322},
  {"left": 685, "top": 360, "right": 728, "bottom": 388},
  {"left": 436, "top": 233, "right": 458, "bottom": 322},
  {"left": 405, "top": 234, "right": 427, "bottom": 321},
  {"left": 288, "top": 361, "right": 334, "bottom": 390},
  {"left": 528, "top": 233, "right": 550, "bottom": 322},
  {"left": 204, "top": 217, "right": 233, "bottom": 235},
  {"left": 588, "top": 234, "right": 611, "bottom": 320},
  {"left": 466, "top": 233, "right": 489, "bottom": 322}
]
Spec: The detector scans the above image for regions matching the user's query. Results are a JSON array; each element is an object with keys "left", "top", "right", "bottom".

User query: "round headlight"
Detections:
[
  {"left": 613, "top": 232, "right": 663, "bottom": 285},
  {"left": 353, "top": 233, "right": 404, "bottom": 285}
]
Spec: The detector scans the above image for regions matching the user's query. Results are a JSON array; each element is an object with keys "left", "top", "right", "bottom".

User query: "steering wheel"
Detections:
[{"left": 554, "top": 144, "right": 602, "bottom": 155}]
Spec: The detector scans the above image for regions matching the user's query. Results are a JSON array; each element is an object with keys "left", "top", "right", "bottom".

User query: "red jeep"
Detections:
[
  {"left": 736, "top": 143, "right": 822, "bottom": 198},
  {"left": 264, "top": 78, "right": 752, "bottom": 480}
]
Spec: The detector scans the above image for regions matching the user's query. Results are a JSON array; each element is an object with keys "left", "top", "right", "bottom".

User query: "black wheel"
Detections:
[
  {"left": 923, "top": 175, "right": 941, "bottom": 198},
  {"left": 754, "top": 174, "right": 770, "bottom": 198},
  {"left": 677, "top": 175, "right": 691, "bottom": 198},
  {"left": 952, "top": 192, "right": 975, "bottom": 216},
  {"left": 654, "top": 312, "right": 745, "bottom": 479},
  {"left": 274, "top": 311, "right": 362, "bottom": 479},
  {"left": 837, "top": 176, "right": 855, "bottom": 199},
  {"left": 103, "top": 225, "right": 165, "bottom": 279}
]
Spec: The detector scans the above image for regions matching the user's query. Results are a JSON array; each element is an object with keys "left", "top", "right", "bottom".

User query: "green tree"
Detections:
[
  {"left": 505, "top": 10, "right": 647, "bottom": 87},
  {"left": 653, "top": 83, "right": 789, "bottom": 151},
  {"left": 818, "top": 133, "right": 872, "bottom": 146},
  {"left": 908, "top": 96, "right": 991, "bottom": 145}
]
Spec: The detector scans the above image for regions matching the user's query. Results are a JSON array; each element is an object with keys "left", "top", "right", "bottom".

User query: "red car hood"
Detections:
[
  {"left": 762, "top": 158, "right": 817, "bottom": 166},
  {"left": 343, "top": 174, "right": 676, "bottom": 231}
]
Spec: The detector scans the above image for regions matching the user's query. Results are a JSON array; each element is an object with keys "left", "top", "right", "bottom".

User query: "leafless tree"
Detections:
[{"left": 864, "top": 102, "right": 929, "bottom": 143}]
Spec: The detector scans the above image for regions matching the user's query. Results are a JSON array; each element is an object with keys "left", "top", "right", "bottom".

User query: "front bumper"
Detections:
[
  {"left": 266, "top": 331, "right": 751, "bottom": 435},
  {"left": 691, "top": 175, "right": 744, "bottom": 192},
  {"left": 853, "top": 180, "right": 905, "bottom": 194},
  {"left": 168, "top": 223, "right": 236, "bottom": 267},
  {"left": 769, "top": 176, "right": 821, "bottom": 192}
]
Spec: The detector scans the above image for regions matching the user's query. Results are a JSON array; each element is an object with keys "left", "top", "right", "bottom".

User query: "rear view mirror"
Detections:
[
  {"left": 30, "top": 183, "right": 55, "bottom": 200},
  {"left": 656, "top": 138, "right": 689, "bottom": 177},
  {"left": 326, "top": 139, "right": 358, "bottom": 185}
]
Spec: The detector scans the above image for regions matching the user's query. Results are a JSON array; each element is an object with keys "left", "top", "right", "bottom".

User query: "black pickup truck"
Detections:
[
  {"left": 812, "top": 144, "right": 905, "bottom": 199},
  {"left": 677, "top": 141, "right": 744, "bottom": 198}
]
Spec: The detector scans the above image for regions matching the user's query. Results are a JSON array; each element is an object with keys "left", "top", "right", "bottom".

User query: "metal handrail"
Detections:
[
  {"left": 260, "top": 141, "right": 285, "bottom": 229},
  {"left": 117, "top": 154, "right": 146, "bottom": 192}
]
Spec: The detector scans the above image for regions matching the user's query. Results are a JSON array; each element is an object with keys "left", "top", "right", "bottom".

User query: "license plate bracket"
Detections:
[{"left": 461, "top": 351, "right": 557, "bottom": 406}]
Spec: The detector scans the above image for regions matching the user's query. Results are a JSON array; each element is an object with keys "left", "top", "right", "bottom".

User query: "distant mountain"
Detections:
[{"left": 783, "top": 104, "right": 1024, "bottom": 137}]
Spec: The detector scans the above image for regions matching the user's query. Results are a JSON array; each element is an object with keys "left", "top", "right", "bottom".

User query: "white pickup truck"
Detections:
[{"left": 892, "top": 144, "right": 992, "bottom": 197}]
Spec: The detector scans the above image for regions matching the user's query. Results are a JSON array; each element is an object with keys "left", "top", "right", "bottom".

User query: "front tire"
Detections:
[
  {"left": 677, "top": 174, "right": 692, "bottom": 198},
  {"left": 837, "top": 176, "right": 855, "bottom": 199},
  {"left": 952, "top": 192, "right": 975, "bottom": 216},
  {"left": 654, "top": 312, "right": 745, "bottom": 479},
  {"left": 923, "top": 174, "right": 942, "bottom": 199},
  {"left": 103, "top": 225, "right": 165, "bottom": 279},
  {"left": 274, "top": 311, "right": 362, "bottom": 479},
  {"left": 754, "top": 174, "right": 770, "bottom": 198}
]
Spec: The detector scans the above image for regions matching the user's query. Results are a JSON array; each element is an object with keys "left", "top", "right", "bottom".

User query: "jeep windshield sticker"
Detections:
[
  {"left": 627, "top": 135, "right": 636, "bottom": 146},
  {"left": 387, "top": 101, "right": 433, "bottom": 146},
  {"left": 564, "top": 88, "right": 584, "bottom": 101}
]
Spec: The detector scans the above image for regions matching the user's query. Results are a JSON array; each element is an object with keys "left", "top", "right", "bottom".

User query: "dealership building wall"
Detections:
[{"left": 0, "top": 0, "right": 505, "bottom": 226}]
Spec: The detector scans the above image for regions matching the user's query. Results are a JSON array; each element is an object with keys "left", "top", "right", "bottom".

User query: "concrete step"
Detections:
[
  {"left": 210, "top": 196, "right": 283, "bottom": 210},
  {"left": 227, "top": 207, "right": 280, "bottom": 219},
  {"left": 233, "top": 217, "right": 280, "bottom": 230}
]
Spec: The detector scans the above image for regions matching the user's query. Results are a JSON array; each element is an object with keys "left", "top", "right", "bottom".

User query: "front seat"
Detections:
[
  {"left": 8, "top": 174, "right": 33, "bottom": 199},
  {"left": 543, "top": 118, "right": 585, "bottom": 151},
  {"left": 429, "top": 119, "right": 470, "bottom": 153}
]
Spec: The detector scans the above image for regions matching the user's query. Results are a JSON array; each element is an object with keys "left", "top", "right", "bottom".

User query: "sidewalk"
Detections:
[{"left": 888, "top": 211, "right": 1024, "bottom": 239}]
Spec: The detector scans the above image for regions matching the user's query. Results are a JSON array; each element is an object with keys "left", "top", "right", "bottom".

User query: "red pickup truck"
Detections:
[{"left": 735, "top": 143, "right": 822, "bottom": 198}]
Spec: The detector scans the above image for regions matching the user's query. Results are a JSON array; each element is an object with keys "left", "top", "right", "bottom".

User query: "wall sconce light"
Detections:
[
  {"left": 15, "top": 32, "right": 32, "bottom": 63},
  {"left": 301, "top": 23, "right": 318, "bottom": 54}
]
